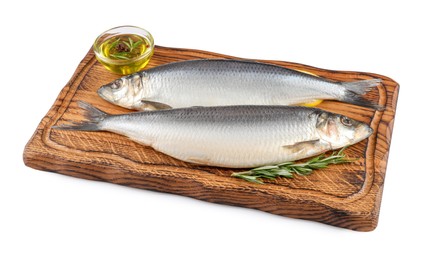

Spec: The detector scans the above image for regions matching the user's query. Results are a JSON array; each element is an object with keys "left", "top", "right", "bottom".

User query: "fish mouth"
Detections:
[
  {"left": 363, "top": 125, "right": 374, "bottom": 138},
  {"left": 355, "top": 125, "right": 374, "bottom": 143},
  {"left": 97, "top": 85, "right": 114, "bottom": 102}
]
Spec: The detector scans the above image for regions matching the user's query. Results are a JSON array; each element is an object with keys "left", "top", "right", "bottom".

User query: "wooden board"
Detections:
[{"left": 23, "top": 46, "right": 399, "bottom": 231}]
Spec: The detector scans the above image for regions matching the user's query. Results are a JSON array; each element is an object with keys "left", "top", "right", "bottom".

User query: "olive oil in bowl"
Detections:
[{"left": 94, "top": 26, "right": 154, "bottom": 75}]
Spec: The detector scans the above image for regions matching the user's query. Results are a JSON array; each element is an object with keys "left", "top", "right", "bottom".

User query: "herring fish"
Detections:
[
  {"left": 54, "top": 102, "right": 373, "bottom": 168},
  {"left": 97, "top": 59, "right": 382, "bottom": 110}
]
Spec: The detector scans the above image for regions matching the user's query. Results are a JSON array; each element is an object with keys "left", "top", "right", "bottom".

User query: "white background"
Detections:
[{"left": 1, "top": 0, "right": 419, "bottom": 259}]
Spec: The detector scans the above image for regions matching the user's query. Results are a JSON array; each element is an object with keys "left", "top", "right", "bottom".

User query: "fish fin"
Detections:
[
  {"left": 186, "top": 156, "right": 212, "bottom": 166},
  {"left": 295, "top": 69, "right": 319, "bottom": 77},
  {"left": 141, "top": 100, "right": 173, "bottom": 110},
  {"left": 283, "top": 140, "right": 321, "bottom": 153},
  {"left": 299, "top": 99, "right": 323, "bottom": 107},
  {"left": 52, "top": 101, "right": 108, "bottom": 131},
  {"left": 340, "top": 79, "right": 385, "bottom": 110},
  {"left": 341, "top": 79, "right": 381, "bottom": 94}
]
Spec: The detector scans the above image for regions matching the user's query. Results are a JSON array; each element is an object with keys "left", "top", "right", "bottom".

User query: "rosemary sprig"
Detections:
[
  {"left": 109, "top": 37, "right": 144, "bottom": 60},
  {"left": 231, "top": 147, "right": 355, "bottom": 184}
]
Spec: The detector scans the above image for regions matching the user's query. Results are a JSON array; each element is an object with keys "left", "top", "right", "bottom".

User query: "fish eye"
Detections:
[
  {"left": 111, "top": 80, "right": 122, "bottom": 89},
  {"left": 340, "top": 116, "right": 353, "bottom": 126}
]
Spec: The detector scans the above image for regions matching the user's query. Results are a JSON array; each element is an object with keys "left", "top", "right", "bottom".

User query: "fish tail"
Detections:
[
  {"left": 340, "top": 79, "right": 385, "bottom": 110},
  {"left": 53, "top": 101, "right": 108, "bottom": 131}
]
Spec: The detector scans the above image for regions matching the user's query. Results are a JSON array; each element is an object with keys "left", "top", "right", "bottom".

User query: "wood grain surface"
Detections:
[{"left": 23, "top": 46, "right": 399, "bottom": 231}]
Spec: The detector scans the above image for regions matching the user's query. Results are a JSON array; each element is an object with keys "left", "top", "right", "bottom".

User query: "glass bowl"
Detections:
[{"left": 93, "top": 25, "right": 154, "bottom": 75}]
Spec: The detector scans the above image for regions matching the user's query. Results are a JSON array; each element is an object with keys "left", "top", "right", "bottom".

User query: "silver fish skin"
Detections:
[
  {"left": 54, "top": 102, "right": 373, "bottom": 168},
  {"left": 97, "top": 59, "right": 382, "bottom": 110}
]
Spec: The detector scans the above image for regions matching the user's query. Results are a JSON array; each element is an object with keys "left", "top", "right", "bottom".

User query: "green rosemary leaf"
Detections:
[
  {"left": 110, "top": 53, "right": 131, "bottom": 60},
  {"left": 132, "top": 40, "right": 144, "bottom": 49},
  {"left": 231, "top": 172, "right": 264, "bottom": 184},
  {"left": 109, "top": 38, "right": 121, "bottom": 49},
  {"left": 274, "top": 169, "right": 294, "bottom": 178},
  {"left": 252, "top": 170, "right": 277, "bottom": 178},
  {"left": 276, "top": 161, "right": 294, "bottom": 167},
  {"left": 251, "top": 165, "right": 280, "bottom": 171},
  {"left": 123, "top": 41, "right": 131, "bottom": 49}
]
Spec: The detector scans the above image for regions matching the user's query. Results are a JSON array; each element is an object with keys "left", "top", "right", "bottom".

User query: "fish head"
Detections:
[
  {"left": 315, "top": 112, "right": 373, "bottom": 149},
  {"left": 97, "top": 74, "right": 142, "bottom": 110}
]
